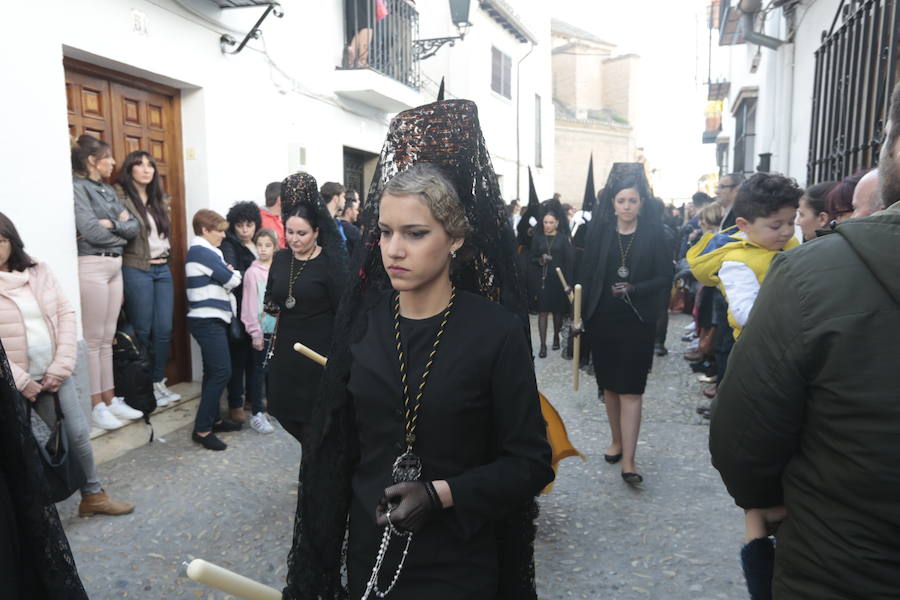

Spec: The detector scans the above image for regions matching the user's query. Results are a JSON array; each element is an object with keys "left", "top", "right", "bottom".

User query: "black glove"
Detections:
[
  {"left": 611, "top": 282, "right": 635, "bottom": 298},
  {"left": 375, "top": 481, "right": 442, "bottom": 533}
]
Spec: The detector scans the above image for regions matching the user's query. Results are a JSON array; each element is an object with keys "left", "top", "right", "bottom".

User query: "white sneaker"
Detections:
[
  {"left": 92, "top": 403, "right": 124, "bottom": 430},
  {"left": 108, "top": 396, "right": 143, "bottom": 421},
  {"left": 250, "top": 413, "right": 275, "bottom": 434},
  {"left": 154, "top": 379, "right": 181, "bottom": 404}
]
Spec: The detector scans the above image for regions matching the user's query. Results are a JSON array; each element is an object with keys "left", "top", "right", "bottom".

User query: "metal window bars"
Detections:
[
  {"left": 807, "top": 0, "right": 900, "bottom": 184},
  {"left": 343, "top": 0, "right": 420, "bottom": 90}
]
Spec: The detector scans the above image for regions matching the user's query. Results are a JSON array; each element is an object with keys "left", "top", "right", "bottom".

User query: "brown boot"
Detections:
[
  {"left": 229, "top": 407, "right": 246, "bottom": 424},
  {"left": 78, "top": 490, "right": 135, "bottom": 517}
]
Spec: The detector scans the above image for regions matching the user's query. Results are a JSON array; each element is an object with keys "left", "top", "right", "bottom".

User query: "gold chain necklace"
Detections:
[
  {"left": 616, "top": 230, "right": 636, "bottom": 279},
  {"left": 361, "top": 288, "right": 455, "bottom": 600},
  {"left": 390, "top": 287, "right": 455, "bottom": 483},
  {"left": 284, "top": 246, "right": 316, "bottom": 309}
]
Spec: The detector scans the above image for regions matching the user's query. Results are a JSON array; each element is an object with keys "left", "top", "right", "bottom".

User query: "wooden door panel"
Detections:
[{"left": 64, "top": 62, "right": 190, "bottom": 384}]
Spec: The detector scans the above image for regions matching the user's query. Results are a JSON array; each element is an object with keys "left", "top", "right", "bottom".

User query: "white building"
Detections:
[
  {"left": 700, "top": 0, "right": 897, "bottom": 186},
  {"left": 0, "top": 0, "right": 554, "bottom": 394}
]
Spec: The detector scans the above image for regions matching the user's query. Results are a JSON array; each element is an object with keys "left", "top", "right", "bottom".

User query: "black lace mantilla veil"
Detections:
[
  {"left": 266, "top": 172, "right": 350, "bottom": 314},
  {"left": 0, "top": 339, "right": 88, "bottom": 599},
  {"left": 283, "top": 99, "right": 540, "bottom": 599}
]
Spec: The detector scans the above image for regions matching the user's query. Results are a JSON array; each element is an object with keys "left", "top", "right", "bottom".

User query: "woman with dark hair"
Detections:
[
  {"left": 220, "top": 201, "right": 262, "bottom": 424},
  {"left": 578, "top": 163, "right": 673, "bottom": 485},
  {"left": 0, "top": 212, "right": 134, "bottom": 517},
  {"left": 264, "top": 173, "right": 347, "bottom": 448},
  {"left": 527, "top": 200, "right": 573, "bottom": 358},
  {"left": 797, "top": 180, "right": 835, "bottom": 241},
  {"left": 282, "top": 101, "right": 552, "bottom": 600},
  {"left": 116, "top": 150, "right": 180, "bottom": 407},
  {"left": 825, "top": 172, "right": 864, "bottom": 224},
  {"left": 72, "top": 134, "right": 140, "bottom": 431}
]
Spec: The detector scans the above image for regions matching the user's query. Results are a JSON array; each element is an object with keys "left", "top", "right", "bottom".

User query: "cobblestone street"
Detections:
[{"left": 59, "top": 313, "right": 745, "bottom": 599}]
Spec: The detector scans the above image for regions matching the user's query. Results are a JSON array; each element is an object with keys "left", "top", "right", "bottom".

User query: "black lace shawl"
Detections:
[
  {"left": 283, "top": 99, "right": 539, "bottom": 599},
  {"left": 0, "top": 339, "right": 88, "bottom": 599}
]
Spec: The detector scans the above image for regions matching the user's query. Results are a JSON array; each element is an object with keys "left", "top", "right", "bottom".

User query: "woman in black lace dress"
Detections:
[
  {"left": 527, "top": 201, "right": 573, "bottom": 358},
  {"left": 283, "top": 100, "right": 553, "bottom": 600}
]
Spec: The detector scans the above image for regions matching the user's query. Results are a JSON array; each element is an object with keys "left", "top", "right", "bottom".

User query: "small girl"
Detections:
[{"left": 240, "top": 228, "right": 278, "bottom": 434}]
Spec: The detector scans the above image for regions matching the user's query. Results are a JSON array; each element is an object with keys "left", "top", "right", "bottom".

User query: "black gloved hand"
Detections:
[{"left": 375, "top": 481, "right": 442, "bottom": 533}]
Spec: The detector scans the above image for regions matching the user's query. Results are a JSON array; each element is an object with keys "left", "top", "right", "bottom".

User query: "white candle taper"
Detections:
[
  {"left": 293, "top": 341, "right": 327, "bottom": 366},
  {"left": 185, "top": 558, "right": 281, "bottom": 600}
]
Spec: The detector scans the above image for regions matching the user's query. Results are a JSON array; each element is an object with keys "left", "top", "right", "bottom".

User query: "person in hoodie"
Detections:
[
  {"left": 185, "top": 209, "right": 242, "bottom": 451},
  {"left": 687, "top": 173, "right": 801, "bottom": 339},
  {"left": 239, "top": 228, "right": 278, "bottom": 434},
  {"left": 710, "top": 83, "right": 900, "bottom": 600},
  {"left": 220, "top": 201, "right": 261, "bottom": 425}
]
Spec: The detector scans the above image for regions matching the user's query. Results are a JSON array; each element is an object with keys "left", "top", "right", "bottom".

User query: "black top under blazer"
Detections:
[{"left": 578, "top": 218, "right": 674, "bottom": 324}]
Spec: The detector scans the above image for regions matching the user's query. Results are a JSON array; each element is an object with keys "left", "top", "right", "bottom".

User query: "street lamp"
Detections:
[{"left": 413, "top": 0, "right": 472, "bottom": 61}]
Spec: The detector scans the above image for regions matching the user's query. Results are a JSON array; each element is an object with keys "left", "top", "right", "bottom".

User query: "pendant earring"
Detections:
[{"left": 450, "top": 249, "right": 457, "bottom": 259}]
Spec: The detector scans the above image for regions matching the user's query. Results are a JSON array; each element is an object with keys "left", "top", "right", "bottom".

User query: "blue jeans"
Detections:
[
  {"left": 247, "top": 334, "right": 271, "bottom": 415},
  {"left": 122, "top": 264, "right": 174, "bottom": 382},
  {"left": 187, "top": 317, "right": 231, "bottom": 434}
]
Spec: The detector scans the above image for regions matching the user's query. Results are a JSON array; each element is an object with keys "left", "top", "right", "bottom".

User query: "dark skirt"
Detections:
[
  {"left": 588, "top": 313, "right": 656, "bottom": 395},
  {"left": 267, "top": 312, "right": 333, "bottom": 424},
  {"left": 527, "top": 265, "right": 568, "bottom": 314}
]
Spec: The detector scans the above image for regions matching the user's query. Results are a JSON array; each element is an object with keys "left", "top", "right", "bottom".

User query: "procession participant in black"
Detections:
[
  {"left": 263, "top": 172, "right": 347, "bottom": 447},
  {"left": 0, "top": 338, "right": 88, "bottom": 599},
  {"left": 577, "top": 163, "right": 672, "bottom": 485},
  {"left": 283, "top": 99, "right": 554, "bottom": 600},
  {"left": 527, "top": 199, "right": 573, "bottom": 357}
]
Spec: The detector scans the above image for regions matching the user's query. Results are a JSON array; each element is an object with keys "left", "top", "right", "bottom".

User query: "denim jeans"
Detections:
[
  {"left": 247, "top": 334, "right": 271, "bottom": 415},
  {"left": 227, "top": 337, "right": 254, "bottom": 410},
  {"left": 187, "top": 317, "right": 231, "bottom": 433},
  {"left": 122, "top": 264, "right": 174, "bottom": 382},
  {"left": 32, "top": 378, "right": 102, "bottom": 496}
]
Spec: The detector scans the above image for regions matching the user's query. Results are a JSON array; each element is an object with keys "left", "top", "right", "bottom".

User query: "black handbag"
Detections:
[{"left": 28, "top": 392, "right": 87, "bottom": 503}]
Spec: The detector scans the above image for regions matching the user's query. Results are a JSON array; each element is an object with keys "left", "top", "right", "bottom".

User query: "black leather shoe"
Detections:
[
  {"left": 212, "top": 419, "right": 242, "bottom": 433},
  {"left": 538, "top": 345, "right": 547, "bottom": 358},
  {"left": 192, "top": 431, "right": 227, "bottom": 451},
  {"left": 654, "top": 343, "right": 668, "bottom": 356},
  {"left": 604, "top": 453, "right": 622, "bottom": 464},
  {"left": 621, "top": 472, "right": 643, "bottom": 485},
  {"left": 551, "top": 339, "right": 560, "bottom": 351}
]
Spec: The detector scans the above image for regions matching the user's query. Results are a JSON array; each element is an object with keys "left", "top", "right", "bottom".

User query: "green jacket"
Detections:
[
  {"left": 116, "top": 184, "right": 171, "bottom": 270},
  {"left": 710, "top": 202, "right": 900, "bottom": 599}
]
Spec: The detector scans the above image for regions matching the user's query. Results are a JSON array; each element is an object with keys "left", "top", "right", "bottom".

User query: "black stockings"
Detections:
[{"left": 538, "top": 312, "right": 562, "bottom": 348}]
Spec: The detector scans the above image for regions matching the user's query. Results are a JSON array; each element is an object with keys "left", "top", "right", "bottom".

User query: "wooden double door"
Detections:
[{"left": 64, "top": 58, "right": 191, "bottom": 384}]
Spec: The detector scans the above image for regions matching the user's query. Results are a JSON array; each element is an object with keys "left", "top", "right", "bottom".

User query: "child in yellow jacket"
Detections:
[{"left": 688, "top": 173, "right": 802, "bottom": 339}]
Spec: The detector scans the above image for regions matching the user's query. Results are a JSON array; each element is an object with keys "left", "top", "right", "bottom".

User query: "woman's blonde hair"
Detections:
[
  {"left": 699, "top": 202, "right": 725, "bottom": 229},
  {"left": 382, "top": 164, "right": 468, "bottom": 239}
]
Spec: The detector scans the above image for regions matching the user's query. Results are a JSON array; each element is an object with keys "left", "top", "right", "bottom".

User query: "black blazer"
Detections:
[{"left": 578, "top": 218, "right": 674, "bottom": 323}]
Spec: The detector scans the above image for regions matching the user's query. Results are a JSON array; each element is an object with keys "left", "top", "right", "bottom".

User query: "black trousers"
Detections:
[{"left": 713, "top": 292, "right": 735, "bottom": 382}]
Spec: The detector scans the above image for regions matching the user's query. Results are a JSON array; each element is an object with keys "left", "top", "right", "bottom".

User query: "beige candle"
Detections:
[
  {"left": 185, "top": 558, "right": 281, "bottom": 600},
  {"left": 293, "top": 341, "right": 328, "bottom": 366}
]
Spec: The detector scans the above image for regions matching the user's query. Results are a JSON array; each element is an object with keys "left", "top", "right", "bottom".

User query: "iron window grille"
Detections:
[
  {"left": 734, "top": 97, "right": 757, "bottom": 176},
  {"left": 807, "top": 0, "right": 900, "bottom": 184}
]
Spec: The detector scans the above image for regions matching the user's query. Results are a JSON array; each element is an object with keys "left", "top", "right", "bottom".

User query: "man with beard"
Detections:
[{"left": 709, "top": 83, "right": 900, "bottom": 598}]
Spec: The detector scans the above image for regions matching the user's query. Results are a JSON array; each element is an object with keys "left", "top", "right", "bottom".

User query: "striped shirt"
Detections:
[{"left": 186, "top": 236, "right": 241, "bottom": 322}]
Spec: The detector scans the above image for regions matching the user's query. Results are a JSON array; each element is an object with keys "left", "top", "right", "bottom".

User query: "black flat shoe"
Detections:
[
  {"left": 538, "top": 345, "right": 547, "bottom": 358},
  {"left": 212, "top": 419, "right": 242, "bottom": 433},
  {"left": 604, "top": 453, "right": 622, "bottom": 464},
  {"left": 621, "top": 472, "right": 643, "bottom": 485},
  {"left": 551, "top": 340, "right": 560, "bottom": 351},
  {"left": 192, "top": 431, "right": 227, "bottom": 451}
]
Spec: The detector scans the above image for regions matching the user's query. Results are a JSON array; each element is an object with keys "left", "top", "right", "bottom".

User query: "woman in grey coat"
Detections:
[{"left": 71, "top": 134, "right": 142, "bottom": 431}]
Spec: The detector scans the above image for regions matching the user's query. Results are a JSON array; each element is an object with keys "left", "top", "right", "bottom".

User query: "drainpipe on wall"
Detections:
[{"left": 516, "top": 42, "right": 535, "bottom": 201}]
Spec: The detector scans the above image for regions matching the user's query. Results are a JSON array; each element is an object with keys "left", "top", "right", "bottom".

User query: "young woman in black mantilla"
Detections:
[
  {"left": 577, "top": 163, "right": 673, "bottom": 486},
  {"left": 527, "top": 200, "right": 573, "bottom": 358},
  {"left": 264, "top": 172, "right": 347, "bottom": 448},
  {"left": 283, "top": 100, "right": 553, "bottom": 600}
]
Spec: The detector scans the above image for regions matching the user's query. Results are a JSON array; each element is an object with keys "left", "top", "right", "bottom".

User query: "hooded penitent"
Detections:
[
  {"left": 283, "top": 99, "right": 537, "bottom": 600},
  {"left": 517, "top": 167, "right": 542, "bottom": 249}
]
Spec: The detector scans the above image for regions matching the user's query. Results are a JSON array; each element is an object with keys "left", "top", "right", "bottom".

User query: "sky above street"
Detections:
[{"left": 551, "top": 0, "right": 716, "bottom": 201}]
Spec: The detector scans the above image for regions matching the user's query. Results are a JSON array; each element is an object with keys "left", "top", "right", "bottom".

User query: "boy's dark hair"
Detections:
[
  {"left": 733, "top": 173, "right": 802, "bottom": 222},
  {"left": 320, "top": 182, "right": 345, "bottom": 203},
  {"left": 691, "top": 191, "right": 712, "bottom": 206},
  {"left": 226, "top": 201, "right": 262, "bottom": 233},
  {"left": 264, "top": 182, "right": 282, "bottom": 207}
]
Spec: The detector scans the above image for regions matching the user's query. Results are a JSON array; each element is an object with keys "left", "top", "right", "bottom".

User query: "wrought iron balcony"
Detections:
[{"left": 341, "top": 0, "right": 420, "bottom": 90}]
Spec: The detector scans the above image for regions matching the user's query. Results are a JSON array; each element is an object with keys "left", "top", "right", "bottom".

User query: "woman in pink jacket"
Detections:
[{"left": 0, "top": 212, "right": 133, "bottom": 517}]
